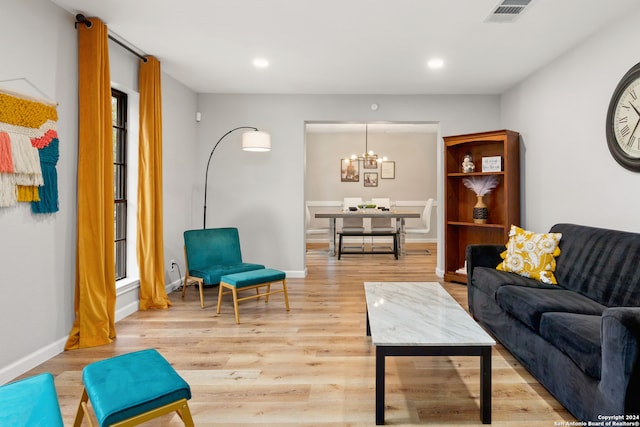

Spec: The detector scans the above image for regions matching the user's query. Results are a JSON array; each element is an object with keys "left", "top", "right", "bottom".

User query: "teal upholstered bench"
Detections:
[
  {"left": 74, "top": 348, "right": 194, "bottom": 427},
  {"left": 0, "top": 372, "right": 64, "bottom": 426},
  {"left": 217, "top": 268, "right": 290, "bottom": 323},
  {"left": 183, "top": 227, "right": 265, "bottom": 308}
]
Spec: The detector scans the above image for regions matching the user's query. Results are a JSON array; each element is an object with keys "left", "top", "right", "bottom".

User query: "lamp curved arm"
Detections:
[{"left": 203, "top": 126, "right": 258, "bottom": 229}]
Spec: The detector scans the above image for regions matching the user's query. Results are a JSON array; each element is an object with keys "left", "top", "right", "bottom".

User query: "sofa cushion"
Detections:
[
  {"left": 472, "top": 267, "right": 558, "bottom": 299},
  {"left": 471, "top": 267, "right": 555, "bottom": 301},
  {"left": 497, "top": 225, "right": 562, "bottom": 284},
  {"left": 550, "top": 223, "right": 640, "bottom": 307},
  {"left": 496, "top": 285, "right": 607, "bottom": 331},
  {"left": 539, "top": 312, "right": 602, "bottom": 379}
]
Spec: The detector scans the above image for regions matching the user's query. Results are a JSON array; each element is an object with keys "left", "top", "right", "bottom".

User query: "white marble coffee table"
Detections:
[{"left": 364, "top": 282, "right": 496, "bottom": 425}]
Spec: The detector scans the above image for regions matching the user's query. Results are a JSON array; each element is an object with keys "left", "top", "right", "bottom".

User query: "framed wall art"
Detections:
[
  {"left": 341, "top": 159, "right": 359, "bottom": 182},
  {"left": 364, "top": 172, "right": 378, "bottom": 187},
  {"left": 364, "top": 155, "right": 378, "bottom": 169},
  {"left": 381, "top": 161, "right": 395, "bottom": 179}
]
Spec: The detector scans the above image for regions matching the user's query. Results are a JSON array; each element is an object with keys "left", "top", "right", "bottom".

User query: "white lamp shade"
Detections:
[{"left": 242, "top": 130, "right": 271, "bottom": 152}]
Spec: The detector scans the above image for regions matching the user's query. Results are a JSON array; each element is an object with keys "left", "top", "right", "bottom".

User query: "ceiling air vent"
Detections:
[{"left": 485, "top": 0, "right": 535, "bottom": 23}]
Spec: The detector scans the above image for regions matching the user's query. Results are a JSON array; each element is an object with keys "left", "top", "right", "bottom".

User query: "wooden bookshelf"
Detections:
[{"left": 443, "top": 130, "right": 520, "bottom": 284}]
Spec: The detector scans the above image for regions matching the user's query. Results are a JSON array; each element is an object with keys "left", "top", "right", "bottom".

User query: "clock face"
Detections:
[
  {"left": 612, "top": 78, "right": 640, "bottom": 158},
  {"left": 607, "top": 62, "right": 640, "bottom": 172}
]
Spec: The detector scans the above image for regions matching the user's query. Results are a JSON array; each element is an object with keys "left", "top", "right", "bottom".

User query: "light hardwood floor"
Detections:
[{"left": 23, "top": 243, "right": 575, "bottom": 426}]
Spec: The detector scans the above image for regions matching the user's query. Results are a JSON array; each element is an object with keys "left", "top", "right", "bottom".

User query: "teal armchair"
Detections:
[
  {"left": 0, "top": 373, "right": 64, "bottom": 426},
  {"left": 183, "top": 227, "right": 265, "bottom": 308}
]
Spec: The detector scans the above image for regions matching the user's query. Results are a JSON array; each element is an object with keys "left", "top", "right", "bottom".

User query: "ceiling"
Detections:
[
  {"left": 306, "top": 122, "right": 439, "bottom": 134},
  {"left": 51, "top": 0, "right": 640, "bottom": 95}
]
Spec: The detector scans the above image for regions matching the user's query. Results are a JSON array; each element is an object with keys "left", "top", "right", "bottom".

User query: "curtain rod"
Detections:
[{"left": 75, "top": 14, "right": 148, "bottom": 63}]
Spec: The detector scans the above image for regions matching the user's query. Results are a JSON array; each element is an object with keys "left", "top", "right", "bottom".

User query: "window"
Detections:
[{"left": 112, "top": 89, "right": 127, "bottom": 280}]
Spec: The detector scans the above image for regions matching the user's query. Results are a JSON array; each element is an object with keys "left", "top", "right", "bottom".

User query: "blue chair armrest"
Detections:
[{"left": 599, "top": 307, "right": 640, "bottom": 416}]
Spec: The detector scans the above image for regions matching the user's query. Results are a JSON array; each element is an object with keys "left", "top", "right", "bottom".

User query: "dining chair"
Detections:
[
  {"left": 370, "top": 198, "right": 395, "bottom": 251},
  {"left": 342, "top": 197, "right": 365, "bottom": 251},
  {"left": 342, "top": 197, "right": 364, "bottom": 231},
  {"left": 306, "top": 205, "right": 330, "bottom": 252},
  {"left": 305, "top": 205, "right": 329, "bottom": 237},
  {"left": 370, "top": 198, "right": 394, "bottom": 231},
  {"left": 405, "top": 198, "right": 434, "bottom": 254}
]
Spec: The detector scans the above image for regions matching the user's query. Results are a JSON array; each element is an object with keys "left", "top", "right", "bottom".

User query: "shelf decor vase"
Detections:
[{"left": 473, "top": 195, "right": 488, "bottom": 224}]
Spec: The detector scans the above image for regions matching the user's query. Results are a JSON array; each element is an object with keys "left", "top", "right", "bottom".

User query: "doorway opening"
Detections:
[{"left": 304, "top": 121, "right": 439, "bottom": 256}]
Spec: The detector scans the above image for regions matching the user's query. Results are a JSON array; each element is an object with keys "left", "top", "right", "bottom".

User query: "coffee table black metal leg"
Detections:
[
  {"left": 480, "top": 346, "right": 492, "bottom": 424},
  {"left": 366, "top": 309, "right": 371, "bottom": 336},
  {"left": 376, "top": 346, "right": 385, "bottom": 425}
]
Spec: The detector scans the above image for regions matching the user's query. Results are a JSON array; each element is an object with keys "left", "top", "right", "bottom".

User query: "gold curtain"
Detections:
[
  {"left": 65, "top": 17, "right": 116, "bottom": 350},
  {"left": 137, "top": 56, "right": 171, "bottom": 310}
]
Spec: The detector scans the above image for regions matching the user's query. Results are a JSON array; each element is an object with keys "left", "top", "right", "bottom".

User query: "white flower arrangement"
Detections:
[{"left": 462, "top": 175, "right": 499, "bottom": 196}]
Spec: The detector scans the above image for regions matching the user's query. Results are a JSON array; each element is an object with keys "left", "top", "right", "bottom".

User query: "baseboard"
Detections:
[
  {"left": 166, "top": 278, "right": 183, "bottom": 293},
  {"left": 284, "top": 270, "right": 306, "bottom": 278},
  {"left": 115, "top": 300, "right": 139, "bottom": 322},
  {"left": 0, "top": 337, "right": 67, "bottom": 385},
  {"left": 405, "top": 237, "right": 437, "bottom": 243},
  {"left": 1, "top": 278, "right": 184, "bottom": 385}
]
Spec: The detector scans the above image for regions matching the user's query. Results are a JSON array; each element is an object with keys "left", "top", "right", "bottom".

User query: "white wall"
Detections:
[
  {"left": 0, "top": 0, "right": 198, "bottom": 383},
  {"left": 0, "top": 0, "right": 78, "bottom": 382},
  {"left": 500, "top": 7, "right": 640, "bottom": 234},
  {"left": 305, "top": 129, "right": 437, "bottom": 202},
  {"left": 195, "top": 94, "right": 501, "bottom": 276},
  {"left": 161, "top": 74, "right": 199, "bottom": 287}
]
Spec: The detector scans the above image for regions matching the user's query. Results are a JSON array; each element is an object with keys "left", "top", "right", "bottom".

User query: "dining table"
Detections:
[{"left": 314, "top": 209, "right": 421, "bottom": 257}]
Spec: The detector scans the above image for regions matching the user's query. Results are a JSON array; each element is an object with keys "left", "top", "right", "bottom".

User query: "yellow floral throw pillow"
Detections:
[{"left": 497, "top": 225, "right": 562, "bottom": 284}]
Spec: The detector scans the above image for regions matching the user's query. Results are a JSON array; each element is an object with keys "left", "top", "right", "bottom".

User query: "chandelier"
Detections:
[{"left": 346, "top": 124, "right": 388, "bottom": 164}]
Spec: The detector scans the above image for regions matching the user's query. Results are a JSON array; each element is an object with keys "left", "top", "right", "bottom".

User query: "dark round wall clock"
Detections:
[{"left": 606, "top": 62, "right": 640, "bottom": 172}]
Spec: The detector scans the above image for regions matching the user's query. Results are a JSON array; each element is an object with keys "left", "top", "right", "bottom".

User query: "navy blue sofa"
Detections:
[{"left": 466, "top": 223, "right": 640, "bottom": 421}]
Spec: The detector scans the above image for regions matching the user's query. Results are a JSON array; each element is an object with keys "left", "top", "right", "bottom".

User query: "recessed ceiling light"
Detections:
[
  {"left": 253, "top": 58, "right": 269, "bottom": 68},
  {"left": 427, "top": 58, "right": 445, "bottom": 69}
]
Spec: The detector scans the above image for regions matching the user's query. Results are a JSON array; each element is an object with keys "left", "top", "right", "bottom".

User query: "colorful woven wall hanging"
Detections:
[{"left": 0, "top": 91, "right": 59, "bottom": 213}]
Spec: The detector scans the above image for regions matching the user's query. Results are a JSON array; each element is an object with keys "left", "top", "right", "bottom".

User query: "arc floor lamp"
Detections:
[{"left": 203, "top": 126, "right": 271, "bottom": 229}]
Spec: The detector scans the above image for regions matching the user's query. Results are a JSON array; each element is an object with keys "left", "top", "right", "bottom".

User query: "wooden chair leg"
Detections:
[
  {"left": 282, "top": 279, "right": 290, "bottom": 311},
  {"left": 232, "top": 288, "right": 240, "bottom": 324},
  {"left": 182, "top": 276, "right": 205, "bottom": 309},
  {"left": 73, "top": 388, "right": 95, "bottom": 427},
  {"left": 217, "top": 283, "right": 224, "bottom": 314},
  {"left": 183, "top": 246, "right": 205, "bottom": 308},
  {"left": 182, "top": 246, "right": 189, "bottom": 300},
  {"left": 181, "top": 274, "right": 188, "bottom": 299},
  {"left": 265, "top": 283, "right": 271, "bottom": 303},
  {"left": 176, "top": 399, "right": 195, "bottom": 427},
  {"left": 197, "top": 278, "right": 204, "bottom": 309}
]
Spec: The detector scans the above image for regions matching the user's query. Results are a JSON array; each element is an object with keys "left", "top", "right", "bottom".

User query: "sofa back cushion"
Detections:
[
  {"left": 184, "top": 227, "right": 243, "bottom": 271},
  {"left": 496, "top": 285, "right": 606, "bottom": 331},
  {"left": 551, "top": 223, "right": 640, "bottom": 307}
]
